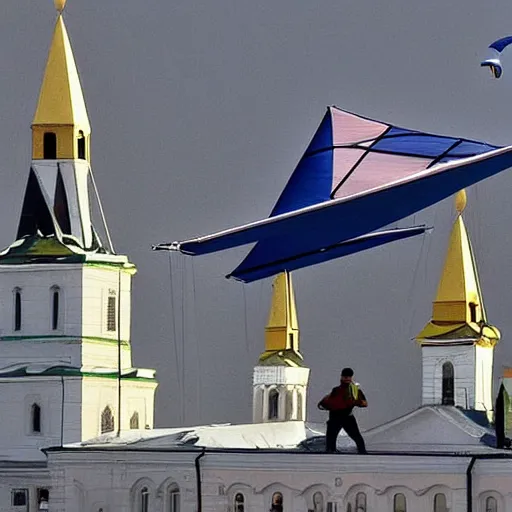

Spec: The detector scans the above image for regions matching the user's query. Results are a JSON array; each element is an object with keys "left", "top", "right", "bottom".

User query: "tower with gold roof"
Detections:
[
  {"left": 416, "top": 190, "right": 499, "bottom": 412},
  {"left": 0, "top": 1, "right": 157, "bottom": 471},
  {"left": 252, "top": 272, "right": 310, "bottom": 422}
]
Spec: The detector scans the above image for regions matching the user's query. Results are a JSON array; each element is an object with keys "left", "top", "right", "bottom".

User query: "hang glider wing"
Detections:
[
  {"left": 228, "top": 225, "right": 430, "bottom": 283},
  {"left": 154, "top": 107, "right": 512, "bottom": 281}
]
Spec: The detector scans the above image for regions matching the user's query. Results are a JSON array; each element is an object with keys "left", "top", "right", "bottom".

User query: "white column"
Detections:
[
  {"left": 278, "top": 385, "right": 287, "bottom": 421},
  {"left": 262, "top": 387, "right": 269, "bottom": 423}
]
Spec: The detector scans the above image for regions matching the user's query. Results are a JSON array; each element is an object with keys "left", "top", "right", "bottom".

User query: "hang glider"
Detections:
[{"left": 154, "top": 106, "right": 512, "bottom": 282}]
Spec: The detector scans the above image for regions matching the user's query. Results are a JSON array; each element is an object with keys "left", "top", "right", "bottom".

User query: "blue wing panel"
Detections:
[
  {"left": 229, "top": 226, "right": 428, "bottom": 282},
  {"left": 372, "top": 134, "right": 458, "bottom": 157}
]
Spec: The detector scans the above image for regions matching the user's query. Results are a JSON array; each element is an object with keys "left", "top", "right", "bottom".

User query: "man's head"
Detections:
[{"left": 340, "top": 367, "right": 354, "bottom": 384}]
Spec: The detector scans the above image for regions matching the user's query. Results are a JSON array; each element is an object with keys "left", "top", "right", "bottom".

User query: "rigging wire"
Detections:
[
  {"left": 242, "top": 284, "right": 250, "bottom": 354},
  {"left": 168, "top": 252, "right": 182, "bottom": 424},
  {"left": 406, "top": 202, "right": 440, "bottom": 339},
  {"left": 191, "top": 259, "right": 202, "bottom": 423},
  {"left": 180, "top": 254, "right": 186, "bottom": 425}
]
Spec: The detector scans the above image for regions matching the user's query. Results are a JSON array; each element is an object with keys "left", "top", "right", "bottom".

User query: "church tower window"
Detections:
[
  {"left": 31, "top": 403, "right": 41, "bottom": 433},
  {"left": 434, "top": 493, "right": 447, "bottom": 512},
  {"left": 43, "top": 132, "right": 57, "bottom": 159},
  {"left": 100, "top": 406, "right": 114, "bottom": 434},
  {"left": 234, "top": 493, "right": 244, "bottom": 512},
  {"left": 393, "top": 493, "right": 406, "bottom": 512},
  {"left": 442, "top": 362, "right": 455, "bottom": 405},
  {"left": 485, "top": 497, "right": 497, "bottom": 512},
  {"left": 130, "top": 412, "right": 139, "bottom": 429},
  {"left": 14, "top": 288, "right": 22, "bottom": 331},
  {"left": 268, "top": 389, "right": 279, "bottom": 420},
  {"left": 107, "top": 295, "right": 117, "bottom": 332},
  {"left": 51, "top": 286, "right": 60, "bottom": 330},
  {"left": 77, "top": 130, "right": 86, "bottom": 160}
]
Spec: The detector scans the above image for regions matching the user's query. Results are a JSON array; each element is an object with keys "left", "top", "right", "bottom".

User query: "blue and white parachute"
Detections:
[{"left": 481, "top": 36, "right": 512, "bottom": 79}]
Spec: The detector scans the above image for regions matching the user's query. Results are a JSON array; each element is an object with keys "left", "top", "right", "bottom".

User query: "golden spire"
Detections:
[
  {"left": 32, "top": 7, "right": 91, "bottom": 160},
  {"left": 258, "top": 272, "right": 304, "bottom": 366},
  {"left": 416, "top": 190, "right": 500, "bottom": 345}
]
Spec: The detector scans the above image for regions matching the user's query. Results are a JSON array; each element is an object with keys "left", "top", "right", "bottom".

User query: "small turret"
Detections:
[
  {"left": 416, "top": 190, "right": 499, "bottom": 412},
  {"left": 252, "top": 272, "right": 310, "bottom": 423}
]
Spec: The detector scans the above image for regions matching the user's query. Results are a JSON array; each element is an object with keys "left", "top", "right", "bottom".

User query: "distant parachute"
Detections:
[{"left": 481, "top": 36, "right": 512, "bottom": 78}]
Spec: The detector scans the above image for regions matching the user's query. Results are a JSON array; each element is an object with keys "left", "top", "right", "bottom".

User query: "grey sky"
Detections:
[{"left": 2, "top": 0, "right": 512, "bottom": 429}]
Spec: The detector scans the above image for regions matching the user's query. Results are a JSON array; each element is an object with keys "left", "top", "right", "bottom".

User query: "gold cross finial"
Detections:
[
  {"left": 455, "top": 189, "right": 467, "bottom": 214},
  {"left": 54, "top": 0, "right": 67, "bottom": 13}
]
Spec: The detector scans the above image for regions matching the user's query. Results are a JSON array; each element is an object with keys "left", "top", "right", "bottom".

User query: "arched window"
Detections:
[
  {"left": 486, "top": 497, "right": 497, "bottom": 512},
  {"left": 101, "top": 406, "right": 114, "bottom": 434},
  {"left": 140, "top": 487, "right": 149, "bottom": 512},
  {"left": 130, "top": 412, "right": 140, "bottom": 429},
  {"left": 346, "top": 504, "right": 352, "bottom": 512},
  {"left": 43, "top": 132, "right": 57, "bottom": 159},
  {"left": 234, "top": 492, "right": 244, "bottom": 512},
  {"left": 14, "top": 288, "right": 22, "bottom": 331},
  {"left": 31, "top": 403, "right": 41, "bottom": 433},
  {"left": 169, "top": 487, "right": 180, "bottom": 512},
  {"left": 77, "top": 131, "right": 86, "bottom": 160},
  {"left": 442, "top": 362, "right": 455, "bottom": 405},
  {"left": 394, "top": 493, "right": 406, "bottom": 512},
  {"left": 355, "top": 492, "right": 366, "bottom": 512},
  {"left": 268, "top": 389, "right": 279, "bottom": 420},
  {"left": 434, "top": 493, "right": 447, "bottom": 512},
  {"left": 270, "top": 492, "right": 283, "bottom": 512},
  {"left": 51, "top": 286, "right": 60, "bottom": 330}
]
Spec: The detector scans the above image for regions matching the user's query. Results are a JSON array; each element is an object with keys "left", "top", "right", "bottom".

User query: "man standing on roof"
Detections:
[{"left": 318, "top": 367, "right": 368, "bottom": 454}]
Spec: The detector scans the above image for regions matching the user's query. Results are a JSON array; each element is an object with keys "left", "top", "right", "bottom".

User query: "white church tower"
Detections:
[
  {"left": 0, "top": 0, "right": 157, "bottom": 471},
  {"left": 416, "top": 190, "right": 499, "bottom": 413},
  {"left": 252, "top": 272, "right": 310, "bottom": 423}
]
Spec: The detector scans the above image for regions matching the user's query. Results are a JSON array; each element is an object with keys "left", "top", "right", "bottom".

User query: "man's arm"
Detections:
[
  {"left": 317, "top": 394, "right": 331, "bottom": 410},
  {"left": 356, "top": 389, "right": 368, "bottom": 408}
]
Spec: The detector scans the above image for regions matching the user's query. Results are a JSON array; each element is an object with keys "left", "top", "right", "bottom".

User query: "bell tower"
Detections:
[
  {"left": 416, "top": 190, "right": 499, "bottom": 413},
  {"left": 0, "top": 0, "right": 157, "bottom": 465},
  {"left": 252, "top": 272, "right": 310, "bottom": 423}
]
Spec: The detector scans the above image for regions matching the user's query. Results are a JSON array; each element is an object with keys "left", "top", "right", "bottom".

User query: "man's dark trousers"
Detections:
[{"left": 326, "top": 414, "right": 367, "bottom": 453}]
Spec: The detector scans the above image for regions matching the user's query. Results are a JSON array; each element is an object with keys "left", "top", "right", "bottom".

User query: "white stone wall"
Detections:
[
  {"left": 0, "top": 264, "right": 133, "bottom": 370},
  {"left": 0, "top": 376, "right": 81, "bottom": 461},
  {"left": 422, "top": 344, "right": 475, "bottom": 408},
  {"left": 81, "top": 376, "right": 157, "bottom": 440},
  {"left": 474, "top": 345, "right": 494, "bottom": 413},
  {"left": 81, "top": 266, "right": 132, "bottom": 351},
  {"left": 45, "top": 450, "right": 512, "bottom": 512}
]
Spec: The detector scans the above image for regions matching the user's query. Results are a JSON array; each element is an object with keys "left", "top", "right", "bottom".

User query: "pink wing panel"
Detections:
[
  {"left": 333, "top": 152, "right": 434, "bottom": 199},
  {"left": 332, "top": 148, "right": 367, "bottom": 191},
  {"left": 330, "top": 108, "right": 389, "bottom": 145}
]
